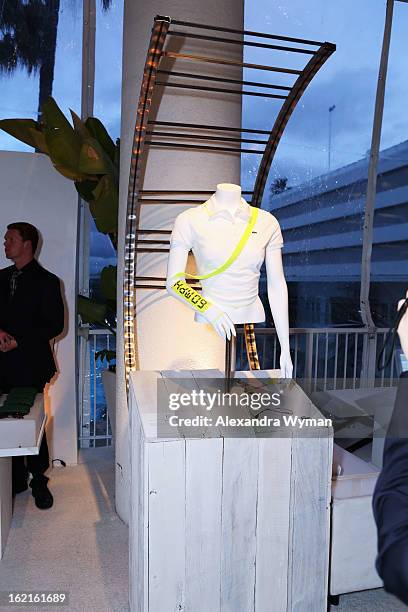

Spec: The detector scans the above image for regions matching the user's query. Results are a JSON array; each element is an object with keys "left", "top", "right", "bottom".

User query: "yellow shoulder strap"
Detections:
[{"left": 173, "top": 206, "right": 259, "bottom": 281}]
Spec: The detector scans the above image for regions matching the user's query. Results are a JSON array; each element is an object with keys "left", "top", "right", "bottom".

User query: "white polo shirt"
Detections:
[{"left": 170, "top": 195, "right": 283, "bottom": 324}]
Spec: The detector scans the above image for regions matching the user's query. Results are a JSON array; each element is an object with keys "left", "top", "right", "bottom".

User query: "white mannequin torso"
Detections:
[
  {"left": 166, "top": 183, "right": 293, "bottom": 377},
  {"left": 168, "top": 185, "right": 283, "bottom": 324}
]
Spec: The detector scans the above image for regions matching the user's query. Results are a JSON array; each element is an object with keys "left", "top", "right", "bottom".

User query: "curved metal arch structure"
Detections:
[
  {"left": 123, "top": 16, "right": 171, "bottom": 383},
  {"left": 251, "top": 42, "right": 336, "bottom": 208},
  {"left": 123, "top": 15, "right": 336, "bottom": 388}
]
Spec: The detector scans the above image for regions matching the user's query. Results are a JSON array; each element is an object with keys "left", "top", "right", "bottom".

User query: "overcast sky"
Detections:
[
  {"left": 2, "top": 0, "right": 407, "bottom": 166},
  {"left": 242, "top": 0, "right": 408, "bottom": 192},
  {"left": 1, "top": 0, "right": 407, "bottom": 268}
]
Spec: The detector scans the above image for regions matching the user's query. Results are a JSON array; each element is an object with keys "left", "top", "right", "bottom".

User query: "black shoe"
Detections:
[
  {"left": 29, "top": 475, "right": 53, "bottom": 509},
  {"left": 12, "top": 480, "right": 28, "bottom": 495}
]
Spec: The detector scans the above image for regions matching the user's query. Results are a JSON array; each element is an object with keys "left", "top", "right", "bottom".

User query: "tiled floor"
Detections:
[
  {"left": 331, "top": 588, "right": 407, "bottom": 611},
  {"left": 0, "top": 447, "right": 128, "bottom": 611}
]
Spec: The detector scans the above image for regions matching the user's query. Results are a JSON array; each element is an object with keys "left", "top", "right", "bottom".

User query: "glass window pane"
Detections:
[
  {"left": 371, "top": 1, "right": 408, "bottom": 327},
  {"left": 94, "top": 0, "right": 123, "bottom": 140},
  {"left": 89, "top": 0, "right": 123, "bottom": 302},
  {"left": 243, "top": 1, "right": 392, "bottom": 328},
  {"left": 0, "top": 0, "right": 82, "bottom": 151}
]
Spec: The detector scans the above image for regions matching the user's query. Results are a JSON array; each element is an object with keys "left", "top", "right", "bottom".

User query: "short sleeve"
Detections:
[
  {"left": 265, "top": 215, "right": 283, "bottom": 251},
  {"left": 170, "top": 211, "right": 193, "bottom": 250}
]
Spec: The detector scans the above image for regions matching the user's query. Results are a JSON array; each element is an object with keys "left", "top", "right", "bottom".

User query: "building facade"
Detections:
[{"left": 261, "top": 140, "right": 408, "bottom": 328}]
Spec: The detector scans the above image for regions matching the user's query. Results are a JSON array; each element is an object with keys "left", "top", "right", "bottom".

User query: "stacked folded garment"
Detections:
[{"left": 0, "top": 387, "right": 38, "bottom": 419}]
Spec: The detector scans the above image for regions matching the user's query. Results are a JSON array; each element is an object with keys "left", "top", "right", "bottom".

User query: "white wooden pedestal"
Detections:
[
  {"left": 0, "top": 394, "right": 46, "bottom": 558},
  {"left": 129, "top": 370, "right": 333, "bottom": 612}
]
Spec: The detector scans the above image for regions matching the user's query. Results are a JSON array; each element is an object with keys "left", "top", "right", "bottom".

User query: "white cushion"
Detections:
[{"left": 332, "top": 443, "right": 380, "bottom": 499}]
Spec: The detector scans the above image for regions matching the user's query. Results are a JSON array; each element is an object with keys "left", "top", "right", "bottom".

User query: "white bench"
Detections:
[{"left": 0, "top": 394, "right": 46, "bottom": 558}]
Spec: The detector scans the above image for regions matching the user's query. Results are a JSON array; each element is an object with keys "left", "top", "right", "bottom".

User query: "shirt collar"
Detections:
[
  {"left": 203, "top": 194, "right": 251, "bottom": 222},
  {"left": 11, "top": 259, "right": 37, "bottom": 274}
]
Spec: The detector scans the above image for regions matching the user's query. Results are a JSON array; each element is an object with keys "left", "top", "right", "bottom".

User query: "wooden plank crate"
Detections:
[{"left": 129, "top": 370, "right": 333, "bottom": 612}]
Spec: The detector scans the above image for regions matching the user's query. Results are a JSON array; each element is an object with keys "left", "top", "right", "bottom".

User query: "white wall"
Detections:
[
  {"left": 117, "top": 1, "right": 244, "bottom": 523},
  {"left": 0, "top": 151, "right": 78, "bottom": 466}
]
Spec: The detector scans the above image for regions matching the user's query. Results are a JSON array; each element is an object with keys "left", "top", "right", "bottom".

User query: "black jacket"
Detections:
[
  {"left": 373, "top": 371, "right": 408, "bottom": 605},
  {"left": 0, "top": 259, "right": 64, "bottom": 389}
]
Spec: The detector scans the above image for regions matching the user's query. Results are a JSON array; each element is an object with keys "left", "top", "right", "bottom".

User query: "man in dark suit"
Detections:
[{"left": 0, "top": 222, "right": 64, "bottom": 509}]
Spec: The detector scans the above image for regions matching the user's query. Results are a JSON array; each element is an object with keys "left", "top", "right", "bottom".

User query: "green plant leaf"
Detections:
[
  {"left": 85, "top": 117, "right": 116, "bottom": 162},
  {"left": 90, "top": 175, "right": 119, "bottom": 234},
  {"left": 0, "top": 119, "right": 48, "bottom": 153},
  {"left": 42, "top": 98, "right": 86, "bottom": 179},
  {"left": 100, "top": 265, "right": 117, "bottom": 302},
  {"left": 78, "top": 136, "right": 116, "bottom": 176},
  {"left": 106, "top": 298, "right": 117, "bottom": 313},
  {"left": 42, "top": 97, "right": 75, "bottom": 134},
  {"left": 95, "top": 349, "right": 116, "bottom": 365},
  {"left": 44, "top": 130, "right": 87, "bottom": 180},
  {"left": 28, "top": 127, "right": 49, "bottom": 154},
  {"left": 77, "top": 295, "right": 108, "bottom": 325},
  {"left": 70, "top": 109, "right": 92, "bottom": 140},
  {"left": 75, "top": 179, "right": 99, "bottom": 202}
]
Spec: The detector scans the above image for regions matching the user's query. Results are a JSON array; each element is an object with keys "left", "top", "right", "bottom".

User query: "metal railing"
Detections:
[
  {"left": 77, "top": 325, "right": 400, "bottom": 447},
  {"left": 236, "top": 327, "right": 400, "bottom": 391},
  {"left": 78, "top": 327, "right": 115, "bottom": 448}
]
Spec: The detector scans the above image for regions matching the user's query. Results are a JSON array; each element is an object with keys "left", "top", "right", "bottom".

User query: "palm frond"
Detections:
[{"left": 0, "top": 0, "right": 44, "bottom": 74}]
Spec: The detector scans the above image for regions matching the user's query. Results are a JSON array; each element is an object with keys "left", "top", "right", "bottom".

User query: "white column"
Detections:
[{"left": 116, "top": 0, "right": 244, "bottom": 523}]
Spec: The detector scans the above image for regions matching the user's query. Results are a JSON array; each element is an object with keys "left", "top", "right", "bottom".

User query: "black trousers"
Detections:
[{"left": 12, "top": 432, "right": 50, "bottom": 486}]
